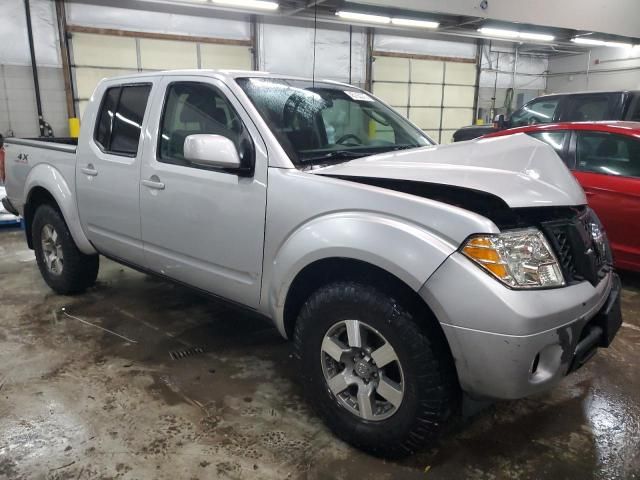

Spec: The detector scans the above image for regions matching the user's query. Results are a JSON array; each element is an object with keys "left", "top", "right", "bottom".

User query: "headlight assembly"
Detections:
[{"left": 461, "top": 229, "right": 565, "bottom": 289}]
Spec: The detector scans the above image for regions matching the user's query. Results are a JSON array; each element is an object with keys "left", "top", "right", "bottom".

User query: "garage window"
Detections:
[{"left": 94, "top": 84, "right": 151, "bottom": 156}]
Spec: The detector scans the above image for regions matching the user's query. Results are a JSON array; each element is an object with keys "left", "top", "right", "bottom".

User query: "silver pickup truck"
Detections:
[{"left": 1, "top": 70, "right": 622, "bottom": 457}]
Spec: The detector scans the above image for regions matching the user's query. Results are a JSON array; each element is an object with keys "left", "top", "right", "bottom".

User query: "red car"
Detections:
[{"left": 484, "top": 121, "right": 640, "bottom": 272}]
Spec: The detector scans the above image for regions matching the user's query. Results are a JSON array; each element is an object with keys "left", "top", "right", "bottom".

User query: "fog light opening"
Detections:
[{"left": 531, "top": 353, "right": 540, "bottom": 374}]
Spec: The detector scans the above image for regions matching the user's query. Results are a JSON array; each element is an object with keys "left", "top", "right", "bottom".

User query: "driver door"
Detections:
[{"left": 139, "top": 76, "right": 268, "bottom": 308}]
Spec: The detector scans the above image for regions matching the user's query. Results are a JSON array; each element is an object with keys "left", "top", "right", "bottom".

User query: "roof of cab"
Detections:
[{"left": 98, "top": 69, "right": 355, "bottom": 88}]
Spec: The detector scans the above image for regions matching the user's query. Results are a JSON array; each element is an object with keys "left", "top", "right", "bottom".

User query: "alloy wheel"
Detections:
[
  {"left": 41, "top": 224, "right": 64, "bottom": 275},
  {"left": 320, "top": 319, "right": 404, "bottom": 421}
]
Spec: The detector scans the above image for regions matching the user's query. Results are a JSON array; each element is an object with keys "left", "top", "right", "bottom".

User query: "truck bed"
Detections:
[
  {"left": 3, "top": 137, "right": 79, "bottom": 217},
  {"left": 6, "top": 137, "right": 77, "bottom": 153}
]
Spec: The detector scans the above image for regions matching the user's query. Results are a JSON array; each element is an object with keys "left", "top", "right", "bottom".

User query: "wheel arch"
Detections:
[
  {"left": 266, "top": 211, "right": 456, "bottom": 337},
  {"left": 23, "top": 165, "right": 95, "bottom": 254},
  {"left": 282, "top": 258, "right": 456, "bottom": 369}
]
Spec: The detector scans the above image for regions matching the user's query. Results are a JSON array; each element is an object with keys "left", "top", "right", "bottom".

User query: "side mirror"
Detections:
[
  {"left": 494, "top": 114, "right": 505, "bottom": 129},
  {"left": 183, "top": 134, "right": 241, "bottom": 169}
]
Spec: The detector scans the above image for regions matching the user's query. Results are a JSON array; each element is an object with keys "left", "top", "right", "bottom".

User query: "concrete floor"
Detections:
[{"left": 0, "top": 228, "right": 639, "bottom": 480}]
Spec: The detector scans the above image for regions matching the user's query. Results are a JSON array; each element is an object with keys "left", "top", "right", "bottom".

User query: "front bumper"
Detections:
[{"left": 420, "top": 253, "right": 622, "bottom": 400}]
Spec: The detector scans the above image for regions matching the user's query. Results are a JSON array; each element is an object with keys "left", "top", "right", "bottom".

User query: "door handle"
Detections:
[
  {"left": 141, "top": 179, "right": 165, "bottom": 190},
  {"left": 585, "top": 191, "right": 595, "bottom": 197},
  {"left": 81, "top": 164, "right": 98, "bottom": 176}
]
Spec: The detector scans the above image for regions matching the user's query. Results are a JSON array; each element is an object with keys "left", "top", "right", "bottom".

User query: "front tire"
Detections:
[
  {"left": 32, "top": 204, "right": 99, "bottom": 294},
  {"left": 294, "top": 281, "right": 459, "bottom": 457}
]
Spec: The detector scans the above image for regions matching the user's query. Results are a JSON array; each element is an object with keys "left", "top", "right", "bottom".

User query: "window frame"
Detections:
[
  {"left": 156, "top": 80, "right": 254, "bottom": 176},
  {"left": 92, "top": 82, "right": 152, "bottom": 158},
  {"left": 574, "top": 130, "right": 640, "bottom": 179}
]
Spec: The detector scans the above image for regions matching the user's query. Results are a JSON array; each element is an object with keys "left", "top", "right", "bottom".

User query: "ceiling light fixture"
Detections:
[
  {"left": 478, "top": 27, "right": 519, "bottom": 38},
  {"left": 336, "top": 11, "right": 391, "bottom": 24},
  {"left": 211, "top": 0, "right": 278, "bottom": 10},
  {"left": 478, "top": 28, "right": 554, "bottom": 41},
  {"left": 518, "top": 32, "right": 555, "bottom": 41},
  {"left": 571, "top": 37, "right": 633, "bottom": 48},
  {"left": 391, "top": 18, "right": 439, "bottom": 29}
]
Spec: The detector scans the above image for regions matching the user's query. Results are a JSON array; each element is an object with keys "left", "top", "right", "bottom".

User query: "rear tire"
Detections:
[
  {"left": 293, "top": 281, "right": 459, "bottom": 458},
  {"left": 32, "top": 204, "right": 99, "bottom": 294}
]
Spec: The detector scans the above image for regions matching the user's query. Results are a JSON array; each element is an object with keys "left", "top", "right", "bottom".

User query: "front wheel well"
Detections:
[
  {"left": 24, "top": 187, "right": 59, "bottom": 249},
  {"left": 282, "top": 258, "right": 452, "bottom": 358}
]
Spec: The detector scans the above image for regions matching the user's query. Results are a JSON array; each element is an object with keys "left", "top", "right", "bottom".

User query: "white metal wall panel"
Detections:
[
  {"left": 373, "top": 52, "right": 477, "bottom": 143},
  {"left": 75, "top": 67, "right": 136, "bottom": 100},
  {"left": 70, "top": 29, "right": 252, "bottom": 120},
  {"left": 372, "top": 56, "right": 409, "bottom": 82},
  {"left": 442, "top": 108, "right": 474, "bottom": 129},
  {"left": 374, "top": 34, "right": 476, "bottom": 60},
  {"left": 410, "top": 59, "right": 443, "bottom": 83},
  {"left": 373, "top": 83, "right": 408, "bottom": 107},
  {"left": 259, "top": 23, "right": 367, "bottom": 86},
  {"left": 200, "top": 44, "right": 252, "bottom": 70},
  {"left": 66, "top": 3, "right": 251, "bottom": 40},
  {"left": 139, "top": 39, "right": 198, "bottom": 70},
  {"left": 444, "top": 62, "right": 476, "bottom": 85},
  {"left": 410, "top": 84, "right": 442, "bottom": 107},
  {"left": 443, "top": 85, "right": 475, "bottom": 107},
  {"left": 72, "top": 33, "right": 137, "bottom": 68},
  {"left": 408, "top": 107, "right": 441, "bottom": 130},
  {"left": 1, "top": 0, "right": 61, "bottom": 67}
]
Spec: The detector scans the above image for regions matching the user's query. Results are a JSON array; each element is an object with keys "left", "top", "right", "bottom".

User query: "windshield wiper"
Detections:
[
  {"left": 300, "top": 145, "right": 420, "bottom": 166},
  {"left": 300, "top": 150, "right": 370, "bottom": 165}
]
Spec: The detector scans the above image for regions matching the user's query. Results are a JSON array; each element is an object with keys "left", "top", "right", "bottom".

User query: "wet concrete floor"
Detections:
[{"left": 0, "top": 228, "right": 639, "bottom": 479}]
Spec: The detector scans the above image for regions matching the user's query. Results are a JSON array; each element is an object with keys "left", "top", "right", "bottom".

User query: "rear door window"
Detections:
[
  {"left": 576, "top": 131, "right": 640, "bottom": 178},
  {"left": 560, "top": 93, "right": 623, "bottom": 122},
  {"left": 94, "top": 87, "right": 120, "bottom": 150},
  {"left": 510, "top": 97, "right": 560, "bottom": 127},
  {"left": 94, "top": 84, "right": 152, "bottom": 156}
]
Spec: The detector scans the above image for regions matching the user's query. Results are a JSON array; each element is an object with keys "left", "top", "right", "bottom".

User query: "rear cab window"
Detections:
[{"left": 94, "top": 84, "right": 152, "bottom": 156}]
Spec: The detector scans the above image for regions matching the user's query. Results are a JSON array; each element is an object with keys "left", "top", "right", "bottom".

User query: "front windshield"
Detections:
[{"left": 236, "top": 77, "right": 433, "bottom": 166}]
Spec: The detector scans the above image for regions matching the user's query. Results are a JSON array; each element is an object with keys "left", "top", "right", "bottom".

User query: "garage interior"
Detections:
[{"left": 1, "top": 0, "right": 639, "bottom": 478}]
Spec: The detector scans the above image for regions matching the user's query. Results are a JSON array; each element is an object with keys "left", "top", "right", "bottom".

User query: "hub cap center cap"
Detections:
[{"left": 354, "top": 359, "right": 374, "bottom": 379}]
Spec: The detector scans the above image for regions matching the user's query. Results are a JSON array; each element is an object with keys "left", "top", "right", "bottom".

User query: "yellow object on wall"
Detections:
[{"left": 69, "top": 118, "right": 80, "bottom": 138}]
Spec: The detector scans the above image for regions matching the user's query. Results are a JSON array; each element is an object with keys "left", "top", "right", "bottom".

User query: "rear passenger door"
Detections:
[
  {"left": 76, "top": 81, "right": 154, "bottom": 266},
  {"left": 573, "top": 131, "right": 640, "bottom": 269},
  {"left": 139, "top": 76, "right": 268, "bottom": 308}
]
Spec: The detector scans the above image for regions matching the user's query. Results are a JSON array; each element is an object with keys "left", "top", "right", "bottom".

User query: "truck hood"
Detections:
[{"left": 311, "top": 133, "right": 586, "bottom": 209}]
